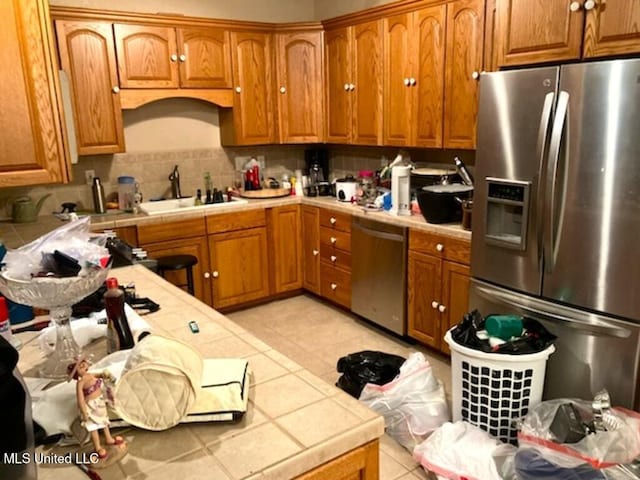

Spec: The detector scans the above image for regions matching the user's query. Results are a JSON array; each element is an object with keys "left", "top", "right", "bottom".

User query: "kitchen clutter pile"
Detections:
[{"left": 337, "top": 312, "right": 640, "bottom": 480}]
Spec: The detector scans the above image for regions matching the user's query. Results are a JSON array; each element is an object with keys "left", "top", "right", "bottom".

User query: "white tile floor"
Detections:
[{"left": 227, "top": 294, "right": 451, "bottom": 480}]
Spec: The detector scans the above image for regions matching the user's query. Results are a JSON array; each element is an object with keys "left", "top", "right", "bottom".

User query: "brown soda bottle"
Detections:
[{"left": 104, "top": 277, "right": 134, "bottom": 353}]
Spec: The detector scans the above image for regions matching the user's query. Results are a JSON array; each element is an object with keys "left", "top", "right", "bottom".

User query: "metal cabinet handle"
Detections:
[
  {"left": 330, "top": 236, "right": 337, "bottom": 244},
  {"left": 344, "top": 83, "right": 350, "bottom": 91},
  {"left": 235, "top": 86, "right": 242, "bottom": 93},
  {"left": 170, "top": 54, "right": 178, "bottom": 62},
  {"left": 330, "top": 255, "right": 337, "bottom": 262},
  {"left": 112, "top": 86, "right": 120, "bottom": 94},
  {"left": 331, "top": 283, "right": 337, "bottom": 290},
  {"left": 438, "top": 304, "right": 446, "bottom": 313},
  {"left": 410, "top": 77, "right": 416, "bottom": 86},
  {"left": 471, "top": 71, "right": 480, "bottom": 80},
  {"left": 431, "top": 301, "right": 439, "bottom": 309},
  {"left": 569, "top": 1, "right": 581, "bottom": 11},
  {"left": 330, "top": 217, "right": 337, "bottom": 224},
  {"left": 436, "top": 243, "right": 444, "bottom": 252},
  {"left": 312, "top": 249, "right": 319, "bottom": 256},
  {"left": 279, "top": 86, "right": 286, "bottom": 93},
  {"left": 212, "top": 271, "right": 219, "bottom": 278},
  {"left": 584, "top": 0, "right": 596, "bottom": 10},
  {"left": 179, "top": 54, "right": 186, "bottom": 62},
  {"left": 204, "top": 272, "right": 210, "bottom": 279}
]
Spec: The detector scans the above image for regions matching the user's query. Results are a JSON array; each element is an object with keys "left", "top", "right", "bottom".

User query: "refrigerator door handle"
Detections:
[
  {"left": 475, "top": 283, "right": 631, "bottom": 338},
  {"left": 544, "top": 90, "right": 570, "bottom": 273},
  {"left": 535, "top": 92, "right": 556, "bottom": 256}
]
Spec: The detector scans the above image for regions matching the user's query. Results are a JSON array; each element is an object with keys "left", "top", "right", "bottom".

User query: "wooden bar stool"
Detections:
[{"left": 156, "top": 254, "right": 198, "bottom": 296}]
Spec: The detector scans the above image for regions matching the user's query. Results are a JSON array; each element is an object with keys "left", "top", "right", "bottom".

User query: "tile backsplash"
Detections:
[{"left": 0, "top": 145, "right": 474, "bottom": 220}]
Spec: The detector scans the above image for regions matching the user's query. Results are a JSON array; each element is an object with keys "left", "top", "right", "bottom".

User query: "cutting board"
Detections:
[{"left": 240, "top": 188, "right": 291, "bottom": 199}]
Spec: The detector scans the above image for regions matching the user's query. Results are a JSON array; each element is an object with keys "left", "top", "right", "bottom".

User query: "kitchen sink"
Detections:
[{"left": 138, "top": 196, "right": 248, "bottom": 215}]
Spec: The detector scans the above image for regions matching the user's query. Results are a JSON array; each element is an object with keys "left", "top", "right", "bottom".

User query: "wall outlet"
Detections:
[
  {"left": 257, "top": 155, "right": 266, "bottom": 170},
  {"left": 84, "top": 169, "right": 95, "bottom": 185}
]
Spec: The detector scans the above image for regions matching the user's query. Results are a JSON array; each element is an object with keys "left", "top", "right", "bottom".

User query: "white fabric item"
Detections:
[{"left": 413, "top": 421, "right": 517, "bottom": 480}]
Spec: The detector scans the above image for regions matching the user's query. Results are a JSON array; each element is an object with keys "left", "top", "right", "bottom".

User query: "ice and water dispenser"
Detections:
[{"left": 484, "top": 178, "right": 530, "bottom": 250}]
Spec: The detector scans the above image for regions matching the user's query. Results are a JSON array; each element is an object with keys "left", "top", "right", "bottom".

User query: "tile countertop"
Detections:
[
  {"left": 16, "top": 265, "right": 385, "bottom": 480},
  {"left": 1, "top": 195, "right": 471, "bottom": 248}
]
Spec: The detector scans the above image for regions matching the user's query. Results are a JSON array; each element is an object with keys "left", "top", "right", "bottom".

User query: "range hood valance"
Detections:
[{"left": 120, "top": 89, "right": 234, "bottom": 110}]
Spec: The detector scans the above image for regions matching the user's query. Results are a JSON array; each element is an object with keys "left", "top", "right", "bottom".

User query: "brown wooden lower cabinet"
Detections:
[
  {"left": 137, "top": 218, "right": 211, "bottom": 305},
  {"left": 301, "top": 205, "right": 321, "bottom": 294},
  {"left": 295, "top": 440, "right": 379, "bottom": 480},
  {"left": 407, "top": 230, "right": 470, "bottom": 353},
  {"left": 268, "top": 205, "right": 302, "bottom": 294},
  {"left": 320, "top": 262, "right": 351, "bottom": 309},
  {"left": 208, "top": 227, "right": 269, "bottom": 309}
]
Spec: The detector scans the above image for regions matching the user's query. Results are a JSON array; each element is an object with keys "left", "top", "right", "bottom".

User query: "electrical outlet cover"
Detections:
[
  {"left": 257, "top": 155, "right": 266, "bottom": 170},
  {"left": 235, "top": 156, "right": 251, "bottom": 170}
]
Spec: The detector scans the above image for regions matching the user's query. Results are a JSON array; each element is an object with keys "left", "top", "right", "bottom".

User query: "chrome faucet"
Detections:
[{"left": 169, "top": 165, "right": 181, "bottom": 199}]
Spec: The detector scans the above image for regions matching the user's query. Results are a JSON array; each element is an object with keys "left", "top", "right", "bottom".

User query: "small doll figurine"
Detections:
[{"left": 67, "top": 355, "right": 125, "bottom": 459}]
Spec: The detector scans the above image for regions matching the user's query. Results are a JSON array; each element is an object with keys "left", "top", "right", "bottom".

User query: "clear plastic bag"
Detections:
[
  {"left": 517, "top": 398, "right": 640, "bottom": 469},
  {"left": 413, "top": 421, "right": 517, "bottom": 480},
  {"left": 359, "top": 352, "right": 450, "bottom": 450},
  {"left": 2, "top": 216, "right": 109, "bottom": 280}
]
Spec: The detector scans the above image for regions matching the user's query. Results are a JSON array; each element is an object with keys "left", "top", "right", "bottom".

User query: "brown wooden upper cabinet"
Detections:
[
  {"left": 220, "top": 30, "right": 276, "bottom": 145},
  {"left": 383, "top": 0, "right": 483, "bottom": 150},
  {"left": 325, "top": 21, "right": 383, "bottom": 145},
  {"left": 496, "top": 0, "right": 640, "bottom": 67},
  {"left": 444, "top": 0, "right": 485, "bottom": 150},
  {"left": 113, "top": 24, "right": 232, "bottom": 88},
  {"left": 56, "top": 20, "right": 125, "bottom": 155},
  {"left": 383, "top": 5, "right": 446, "bottom": 148},
  {"left": 1, "top": 0, "right": 70, "bottom": 187},
  {"left": 275, "top": 29, "right": 325, "bottom": 143}
]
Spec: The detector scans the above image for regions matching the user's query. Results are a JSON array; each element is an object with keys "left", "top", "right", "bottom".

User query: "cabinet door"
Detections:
[
  {"left": 141, "top": 236, "right": 211, "bottom": 306},
  {"left": 2, "top": 0, "right": 69, "bottom": 187},
  {"left": 441, "top": 260, "right": 470, "bottom": 353},
  {"left": 208, "top": 227, "right": 269, "bottom": 309},
  {"left": 407, "top": 251, "right": 442, "bottom": 349},
  {"left": 352, "top": 20, "right": 383, "bottom": 145},
  {"left": 301, "top": 206, "right": 321, "bottom": 294},
  {"left": 325, "top": 27, "right": 352, "bottom": 143},
  {"left": 55, "top": 20, "right": 124, "bottom": 155},
  {"left": 227, "top": 31, "right": 276, "bottom": 145},
  {"left": 383, "top": 13, "right": 413, "bottom": 146},
  {"left": 583, "top": 0, "right": 640, "bottom": 58},
  {"left": 177, "top": 27, "right": 232, "bottom": 88},
  {"left": 114, "top": 24, "right": 179, "bottom": 88},
  {"left": 443, "top": 0, "right": 484, "bottom": 149},
  {"left": 268, "top": 205, "right": 302, "bottom": 294},
  {"left": 276, "top": 30, "right": 324, "bottom": 143},
  {"left": 496, "top": 0, "right": 583, "bottom": 66},
  {"left": 413, "top": 5, "right": 446, "bottom": 148}
]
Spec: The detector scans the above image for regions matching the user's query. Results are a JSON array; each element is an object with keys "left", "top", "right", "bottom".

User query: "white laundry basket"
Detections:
[{"left": 444, "top": 329, "right": 555, "bottom": 444}]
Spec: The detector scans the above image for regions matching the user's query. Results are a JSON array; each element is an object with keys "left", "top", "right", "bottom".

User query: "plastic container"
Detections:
[
  {"left": 358, "top": 170, "right": 377, "bottom": 205},
  {"left": 486, "top": 314, "right": 523, "bottom": 340},
  {"left": 118, "top": 176, "right": 136, "bottom": 212},
  {"left": 444, "top": 329, "right": 555, "bottom": 444},
  {"left": 104, "top": 277, "right": 134, "bottom": 353}
]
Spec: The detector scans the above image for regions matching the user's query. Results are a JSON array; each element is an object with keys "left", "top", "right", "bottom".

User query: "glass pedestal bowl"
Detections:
[{"left": 0, "top": 267, "right": 110, "bottom": 379}]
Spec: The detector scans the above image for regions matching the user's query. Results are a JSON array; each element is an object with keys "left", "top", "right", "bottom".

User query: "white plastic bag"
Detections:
[
  {"left": 518, "top": 398, "right": 640, "bottom": 469},
  {"left": 413, "top": 421, "right": 517, "bottom": 480},
  {"left": 359, "top": 352, "right": 449, "bottom": 450}
]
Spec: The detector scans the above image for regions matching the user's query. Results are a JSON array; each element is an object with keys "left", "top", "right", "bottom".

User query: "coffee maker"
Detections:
[{"left": 305, "top": 148, "right": 329, "bottom": 188}]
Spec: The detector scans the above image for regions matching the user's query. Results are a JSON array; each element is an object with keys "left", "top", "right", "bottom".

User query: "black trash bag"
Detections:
[
  {"left": 450, "top": 310, "right": 556, "bottom": 355},
  {"left": 336, "top": 350, "right": 406, "bottom": 398}
]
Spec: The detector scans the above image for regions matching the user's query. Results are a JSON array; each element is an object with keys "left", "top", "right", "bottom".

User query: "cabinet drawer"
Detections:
[
  {"left": 320, "top": 244, "right": 351, "bottom": 271},
  {"left": 320, "top": 227, "right": 351, "bottom": 252},
  {"left": 206, "top": 209, "right": 266, "bottom": 234},
  {"left": 409, "top": 230, "right": 470, "bottom": 265},
  {"left": 320, "top": 263, "right": 351, "bottom": 309},
  {"left": 319, "top": 209, "right": 352, "bottom": 233},
  {"left": 137, "top": 218, "right": 206, "bottom": 244}
]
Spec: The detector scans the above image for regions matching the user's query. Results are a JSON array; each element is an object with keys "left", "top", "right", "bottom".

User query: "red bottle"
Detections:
[
  {"left": 104, "top": 278, "right": 134, "bottom": 353},
  {"left": 251, "top": 164, "right": 261, "bottom": 189}
]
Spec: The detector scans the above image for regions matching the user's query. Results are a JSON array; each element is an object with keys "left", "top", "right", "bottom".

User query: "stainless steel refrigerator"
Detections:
[{"left": 470, "top": 58, "right": 640, "bottom": 410}]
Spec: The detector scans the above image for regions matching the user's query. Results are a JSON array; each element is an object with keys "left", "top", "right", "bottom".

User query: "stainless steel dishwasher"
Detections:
[{"left": 351, "top": 216, "right": 407, "bottom": 335}]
